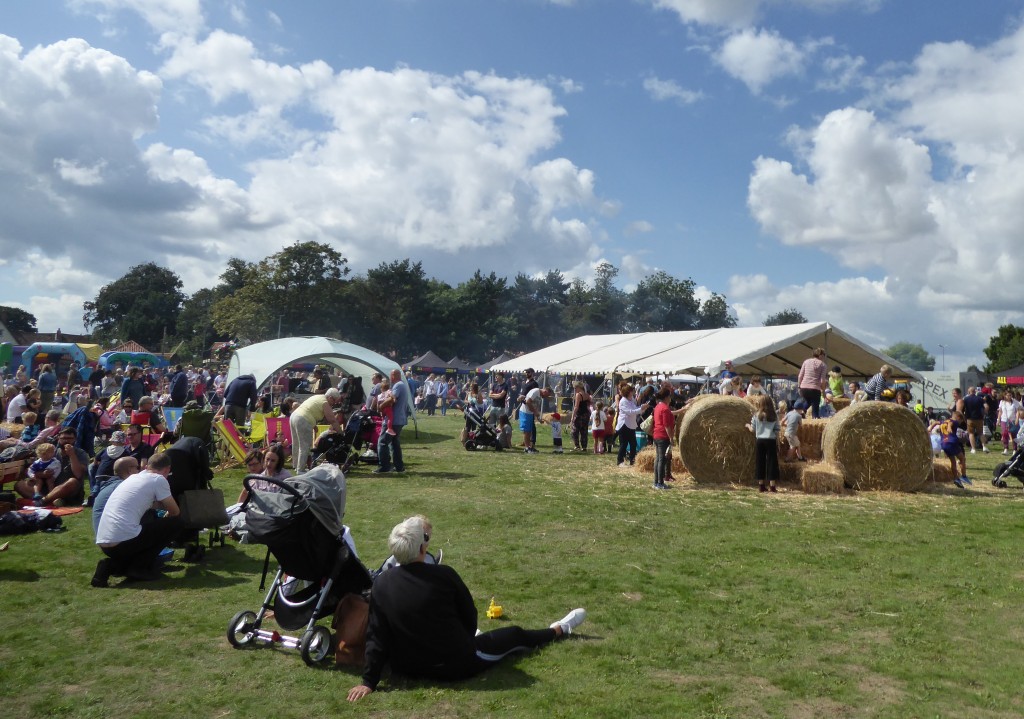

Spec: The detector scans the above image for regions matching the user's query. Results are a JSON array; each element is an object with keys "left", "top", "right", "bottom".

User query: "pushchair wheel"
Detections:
[
  {"left": 464, "top": 440, "right": 477, "bottom": 451},
  {"left": 227, "top": 610, "right": 259, "bottom": 648},
  {"left": 299, "top": 625, "right": 334, "bottom": 666},
  {"left": 992, "top": 477, "right": 1008, "bottom": 488}
]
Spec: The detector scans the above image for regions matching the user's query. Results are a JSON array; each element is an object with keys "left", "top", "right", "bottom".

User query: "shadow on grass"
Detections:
[{"left": 0, "top": 568, "right": 41, "bottom": 582}]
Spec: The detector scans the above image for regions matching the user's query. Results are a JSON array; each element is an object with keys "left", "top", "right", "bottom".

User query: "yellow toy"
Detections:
[{"left": 486, "top": 597, "right": 503, "bottom": 619}]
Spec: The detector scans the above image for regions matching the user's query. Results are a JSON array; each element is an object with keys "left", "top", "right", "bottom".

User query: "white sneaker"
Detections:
[
  {"left": 1003, "top": 449, "right": 1009, "bottom": 455},
  {"left": 983, "top": 447, "right": 991, "bottom": 453},
  {"left": 551, "top": 608, "right": 586, "bottom": 636},
  {"left": 970, "top": 449, "right": 976, "bottom": 454}
]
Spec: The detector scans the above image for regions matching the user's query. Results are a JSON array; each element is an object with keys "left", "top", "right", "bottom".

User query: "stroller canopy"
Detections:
[{"left": 246, "top": 464, "right": 348, "bottom": 541}]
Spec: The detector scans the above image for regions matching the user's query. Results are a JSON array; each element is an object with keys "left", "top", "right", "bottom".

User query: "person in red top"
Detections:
[
  {"left": 651, "top": 386, "right": 684, "bottom": 490},
  {"left": 797, "top": 347, "right": 828, "bottom": 419}
]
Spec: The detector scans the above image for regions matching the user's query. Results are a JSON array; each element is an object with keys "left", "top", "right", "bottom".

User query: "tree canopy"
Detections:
[
  {"left": 763, "top": 308, "right": 807, "bottom": 326},
  {"left": 983, "top": 325, "right": 1024, "bottom": 373},
  {"left": 881, "top": 341, "right": 936, "bottom": 371},
  {"left": 0, "top": 306, "right": 38, "bottom": 335},
  {"left": 83, "top": 263, "right": 185, "bottom": 349},
  {"left": 83, "top": 248, "right": 744, "bottom": 362}
]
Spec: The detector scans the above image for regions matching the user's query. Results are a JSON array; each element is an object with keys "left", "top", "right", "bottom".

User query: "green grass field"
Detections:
[{"left": 2, "top": 414, "right": 1023, "bottom": 718}]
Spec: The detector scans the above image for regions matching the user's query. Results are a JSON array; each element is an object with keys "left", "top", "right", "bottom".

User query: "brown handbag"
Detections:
[{"left": 332, "top": 593, "right": 370, "bottom": 666}]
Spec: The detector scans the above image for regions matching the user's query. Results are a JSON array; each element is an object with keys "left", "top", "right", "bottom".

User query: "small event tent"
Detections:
[
  {"left": 404, "top": 351, "right": 451, "bottom": 376},
  {"left": 226, "top": 337, "right": 405, "bottom": 390},
  {"left": 488, "top": 322, "right": 923, "bottom": 383}
]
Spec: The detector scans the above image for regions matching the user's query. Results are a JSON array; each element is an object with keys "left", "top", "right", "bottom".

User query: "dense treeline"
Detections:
[{"left": 82, "top": 241, "right": 738, "bottom": 362}]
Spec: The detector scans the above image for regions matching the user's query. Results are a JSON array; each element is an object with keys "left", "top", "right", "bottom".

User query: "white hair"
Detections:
[
  {"left": 325, "top": 387, "right": 341, "bottom": 401},
  {"left": 388, "top": 516, "right": 428, "bottom": 565}
]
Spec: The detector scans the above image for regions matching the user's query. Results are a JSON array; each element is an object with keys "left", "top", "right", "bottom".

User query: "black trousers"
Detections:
[{"left": 755, "top": 438, "right": 780, "bottom": 483}]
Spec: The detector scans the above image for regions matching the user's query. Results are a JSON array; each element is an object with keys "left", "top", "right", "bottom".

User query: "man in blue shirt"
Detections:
[{"left": 375, "top": 369, "right": 409, "bottom": 474}]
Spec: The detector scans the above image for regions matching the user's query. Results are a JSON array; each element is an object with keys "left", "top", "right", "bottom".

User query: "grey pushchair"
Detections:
[{"left": 225, "top": 465, "right": 372, "bottom": 666}]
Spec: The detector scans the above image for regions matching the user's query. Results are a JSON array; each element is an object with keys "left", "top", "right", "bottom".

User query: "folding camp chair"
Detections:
[{"left": 178, "top": 408, "right": 216, "bottom": 462}]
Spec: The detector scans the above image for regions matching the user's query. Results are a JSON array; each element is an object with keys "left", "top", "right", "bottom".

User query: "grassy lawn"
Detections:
[{"left": 2, "top": 414, "right": 1023, "bottom": 718}]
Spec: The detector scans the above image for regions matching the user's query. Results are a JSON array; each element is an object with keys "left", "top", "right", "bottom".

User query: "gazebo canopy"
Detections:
[{"left": 226, "top": 337, "right": 403, "bottom": 389}]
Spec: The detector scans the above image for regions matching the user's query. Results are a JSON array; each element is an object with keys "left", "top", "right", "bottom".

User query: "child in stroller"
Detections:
[
  {"left": 310, "top": 408, "right": 381, "bottom": 471},
  {"left": 226, "top": 465, "right": 373, "bottom": 666}
]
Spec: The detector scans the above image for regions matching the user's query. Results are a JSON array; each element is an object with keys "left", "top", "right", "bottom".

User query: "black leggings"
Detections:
[
  {"left": 800, "top": 389, "right": 822, "bottom": 419},
  {"left": 422, "top": 627, "right": 558, "bottom": 681},
  {"left": 754, "top": 438, "right": 780, "bottom": 483}
]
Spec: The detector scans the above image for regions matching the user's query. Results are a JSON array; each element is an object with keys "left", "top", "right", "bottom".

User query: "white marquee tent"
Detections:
[
  {"left": 488, "top": 323, "right": 924, "bottom": 382},
  {"left": 226, "top": 337, "right": 405, "bottom": 389}
]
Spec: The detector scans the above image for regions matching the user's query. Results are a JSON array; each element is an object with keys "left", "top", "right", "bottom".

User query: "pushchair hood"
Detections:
[{"left": 244, "top": 464, "right": 347, "bottom": 543}]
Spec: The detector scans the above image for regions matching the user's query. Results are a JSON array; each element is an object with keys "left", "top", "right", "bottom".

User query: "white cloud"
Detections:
[
  {"left": 54, "top": 158, "right": 107, "bottom": 186},
  {"left": 715, "top": 27, "right": 807, "bottom": 94},
  {"left": 747, "top": 23, "right": 1024, "bottom": 364},
  {"left": 229, "top": 1, "right": 248, "bottom": 27},
  {"left": 651, "top": 0, "right": 882, "bottom": 28},
  {"left": 643, "top": 77, "right": 704, "bottom": 105},
  {"left": 69, "top": 0, "right": 204, "bottom": 37},
  {"left": 818, "top": 53, "right": 866, "bottom": 91}
]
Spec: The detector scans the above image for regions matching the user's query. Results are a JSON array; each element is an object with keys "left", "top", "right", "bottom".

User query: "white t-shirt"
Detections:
[
  {"left": 6, "top": 393, "right": 27, "bottom": 422},
  {"left": 95, "top": 471, "right": 172, "bottom": 545},
  {"left": 520, "top": 387, "right": 542, "bottom": 416}
]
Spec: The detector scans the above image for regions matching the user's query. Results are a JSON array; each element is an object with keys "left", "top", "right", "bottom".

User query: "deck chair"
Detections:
[
  {"left": 163, "top": 407, "right": 184, "bottom": 432},
  {"left": 246, "top": 412, "right": 268, "bottom": 447},
  {"left": 214, "top": 419, "right": 250, "bottom": 465},
  {"left": 265, "top": 416, "right": 292, "bottom": 448}
]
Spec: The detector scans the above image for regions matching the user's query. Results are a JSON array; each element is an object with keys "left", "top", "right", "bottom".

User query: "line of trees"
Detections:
[{"left": 80, "top": 241, "right": 743, "bottom": 362}]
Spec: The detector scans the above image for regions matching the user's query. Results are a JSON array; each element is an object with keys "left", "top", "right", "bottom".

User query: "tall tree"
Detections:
[
  {"left": 83, "top": 263, "right": 185, "bottom": 348},
  {"left": 881, "top": 341, "right": 936, "bottom": 371},
  {"left": 626, "top": 271, "right": 699, "bottom": 331},
  {"left": 506, "top": 271, "right": 570, "bottom": 352},
  {"left": 0, "top": 306, "right": 38, "bottom": 335},
  {"left": 210, "top": 241, "right": 349, "bottom": 342},
  {"left": 696, "top": 293, "right": 737, "bottom": 329},
  {"left": 763, "top": 308, "right": 808, "bottom": 326},
  {"left": 346, "top": 259, "right": 438, "bottom": 358},
  {"left": 983, "top": 325, "right": 1024, "bottom": 373},
  {"left": 588, "top": 262, "right": 627, "bottom": 333},
  {"left": 174, "top": 288, "right": 225, "bottom": 360}
]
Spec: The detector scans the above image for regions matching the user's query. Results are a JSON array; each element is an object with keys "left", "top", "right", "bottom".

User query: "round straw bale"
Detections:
[
  {"left": 0, "top": 422, "right": 24, "bottom": 439},
  {"left": 832, "top": 397, "right": 851, "bottom": 412},
  {"left": 677, "top": 395, "right": 755, "bottom": 484},
  {"left": 821, "top": 402, "right": 932, "bottom": 491},
  {"left": 675, "top": 392, "right": 721, "bottom": 444}
]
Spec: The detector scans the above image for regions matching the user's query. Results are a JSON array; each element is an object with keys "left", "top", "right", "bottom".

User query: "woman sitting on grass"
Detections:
[
  {"left": 236, "top": 444, "right": 292, "bottom": 504},
  {"left": 348, "top": 516, "right": 586, "bottom": 702}
]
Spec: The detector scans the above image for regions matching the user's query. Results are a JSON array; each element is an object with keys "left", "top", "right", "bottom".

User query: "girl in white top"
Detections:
[{"left": 590, "top": 402, "right": 607, "bottom": 455}]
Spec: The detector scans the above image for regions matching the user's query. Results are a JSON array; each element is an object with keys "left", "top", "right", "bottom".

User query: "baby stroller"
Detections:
[
  {"left": 311, "top": 408, "right": 381, "bottom": 471},
  {"left": 225, "top": 465, "right": 373, "bottom": 666},
  {"left": 463, "top": 405, "right": 502, "bottom": 451},
  {"left": 992, "top": 445, "right": 1024, "bottom": 488}
]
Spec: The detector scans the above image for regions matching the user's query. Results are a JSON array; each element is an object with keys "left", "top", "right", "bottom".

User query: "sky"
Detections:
[{"left": 1, "top": 0, "right": 1023, "bottom": 370}]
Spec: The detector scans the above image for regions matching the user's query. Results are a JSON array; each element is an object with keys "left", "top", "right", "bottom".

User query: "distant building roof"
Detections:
[{"left": 110, "top": 340, "right": 152, "bottom": 354}]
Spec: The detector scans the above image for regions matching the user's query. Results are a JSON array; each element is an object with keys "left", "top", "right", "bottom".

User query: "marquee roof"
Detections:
[{"left": 489, "top": 323, "right": 923, "bottom": 381}]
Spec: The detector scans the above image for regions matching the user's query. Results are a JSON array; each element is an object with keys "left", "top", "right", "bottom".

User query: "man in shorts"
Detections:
[
  {"left": 962, "top": 387, "right": 989, "bottom": 454},
  {"left": 519, "top": 385, "right": 552, "bottom": 454}
]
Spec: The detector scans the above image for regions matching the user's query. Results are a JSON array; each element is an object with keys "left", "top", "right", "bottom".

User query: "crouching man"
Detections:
[
  {"left": 91, "top": 452, "right": 183, "bottom": 588},
  {"left": 347, "top": 516, "right": 585, "bottom": 701}
]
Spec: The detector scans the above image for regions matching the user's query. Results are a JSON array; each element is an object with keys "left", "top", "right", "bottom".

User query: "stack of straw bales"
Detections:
[
  {"left": 677, "top": 395, "right": 755, "bottom": 484},
  {"left": 821, "top": 402, "right": 932, "bottom": 491}
]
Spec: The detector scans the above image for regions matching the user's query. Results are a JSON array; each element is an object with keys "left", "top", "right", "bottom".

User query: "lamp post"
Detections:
[{"left": 938, "top": 344, "right": 945, "bottom": 371}]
